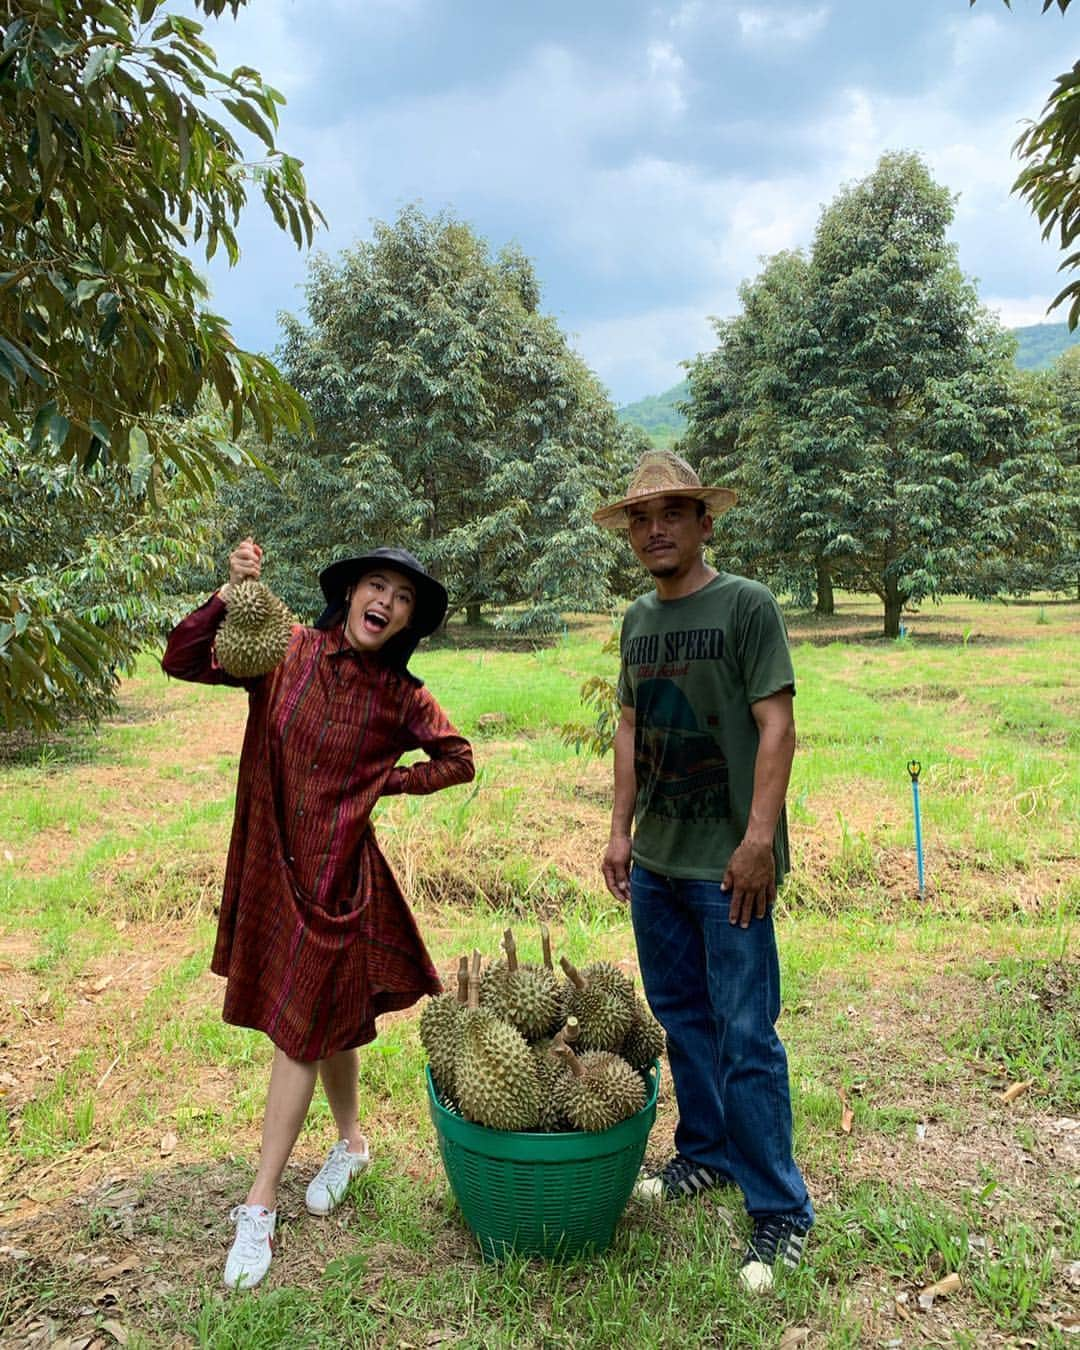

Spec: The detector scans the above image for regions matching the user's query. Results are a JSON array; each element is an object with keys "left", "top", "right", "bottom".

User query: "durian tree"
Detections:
[
  {"left": 683, "top": 152, "right": 1061, "bottom": 637},
  {"left": 190, "top": 208, "right": 641, "bottom": 632},
  {"left": 0, "top": 0, "right": 320, "bottom": 730}
]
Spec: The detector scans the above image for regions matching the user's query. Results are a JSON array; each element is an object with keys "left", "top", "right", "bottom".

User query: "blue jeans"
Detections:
[{"left": 630, "top": 863, "right": 813, "bottom": 1225}]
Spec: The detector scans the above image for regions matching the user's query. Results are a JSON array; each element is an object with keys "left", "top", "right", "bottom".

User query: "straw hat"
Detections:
[{"left": 592, "top": 450, "right": 737, "bottom": 529}]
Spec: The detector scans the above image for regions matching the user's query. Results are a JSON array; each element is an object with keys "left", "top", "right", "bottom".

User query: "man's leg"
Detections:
[
  {"left": 685, "top": 879, "right": 813, "bottom": 1225},
  {"left": 630, "top": 864, "right": 730, "bottom": 1174}
]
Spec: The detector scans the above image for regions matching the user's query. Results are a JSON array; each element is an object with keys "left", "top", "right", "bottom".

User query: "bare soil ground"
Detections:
[{"left": 0, "top": 604, "right": 1077, "bottom": 1347}]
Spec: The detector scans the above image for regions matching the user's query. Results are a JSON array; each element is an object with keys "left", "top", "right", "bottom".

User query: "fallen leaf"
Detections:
[
  {"left": 838, "top": 1085, "right": 854, "bottom": 1134},
  {"left": 918, "top": 1271, "right": 962, "bottom": 1309},
  {"left": 1001, "top": 1079, "right": 1034, "bottom": 1104},
  {"left": 91, "top": 974, "right": 114, "bottom": 995},
  {"left": 778, "top": 1329, "right": 810, "bottom": 1348},
  {"left": 101, "top": 1321, "right": 129, "bottom": 1345},
  {"left": 159, "top": 1132, "right": 178, "bottom": 1157},
  {"left": 95, "top": 1256, "right": 139, "bottom": 1283},
  {"left": 1065, "top": 1260, "right": 1080, "bottom": 1291}
]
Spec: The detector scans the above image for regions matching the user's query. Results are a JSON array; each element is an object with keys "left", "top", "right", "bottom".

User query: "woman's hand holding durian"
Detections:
[{"left": 219, "top": 537, "right": 263, "bottom": 603}]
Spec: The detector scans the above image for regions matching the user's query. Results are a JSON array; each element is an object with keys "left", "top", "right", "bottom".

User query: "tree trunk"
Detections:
[
  {"left": 883, "top": 576, "right": 903, "bottom": 638},
  {"left": 814, "top": 557, "right": 834, "bottom": 615},
  {"left": 466, "top": 602, "right": 481, "bottom": 626}
]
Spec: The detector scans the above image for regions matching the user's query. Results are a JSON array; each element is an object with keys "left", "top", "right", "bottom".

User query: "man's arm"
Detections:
[
  {"left": 722, "top": 689, "right": 795, "bottom": 928},
  {"left": 601, "top": 703, "right": 636, "bottom": 902}
]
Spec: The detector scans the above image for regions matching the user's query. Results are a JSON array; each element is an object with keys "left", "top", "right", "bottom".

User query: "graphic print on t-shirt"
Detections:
[{"left": 633, "top": 677, "right": 730, "bottom": 823}]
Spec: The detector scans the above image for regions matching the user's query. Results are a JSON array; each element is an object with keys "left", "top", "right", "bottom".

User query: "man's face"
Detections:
[
  {"left": 344, "top": 568, "right": 417, "bottom": 652},
  {"left": 627, "top": 496, "right": 712, "bottom": 579}
]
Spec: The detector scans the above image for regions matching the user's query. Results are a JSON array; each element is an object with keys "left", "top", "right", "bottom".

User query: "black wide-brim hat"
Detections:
[{"left": 315, "top": 547, "right": 448, "bottom": 636}]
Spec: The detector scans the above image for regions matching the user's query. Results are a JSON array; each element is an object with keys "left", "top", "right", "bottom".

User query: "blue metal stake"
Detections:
[{"left": 907, "top": 759, "right": 925, "bottom": 901}]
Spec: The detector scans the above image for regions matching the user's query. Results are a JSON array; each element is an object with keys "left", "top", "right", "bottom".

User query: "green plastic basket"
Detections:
[{"left": 426, "top": 1062, "right": 659, "bottom": 1261}]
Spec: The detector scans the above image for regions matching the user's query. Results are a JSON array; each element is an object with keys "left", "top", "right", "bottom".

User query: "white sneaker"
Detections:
[
  {"left": 305, "top": 1138, "right": 370, "bottom": 1216},
  {"left": 223, "top": 1204, "right": 275, "bottom": 1290}
]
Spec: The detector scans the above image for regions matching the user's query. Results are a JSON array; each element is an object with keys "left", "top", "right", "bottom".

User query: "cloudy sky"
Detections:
[{"left": 188, "top": 0, "right": 1073, "bottom": 405}]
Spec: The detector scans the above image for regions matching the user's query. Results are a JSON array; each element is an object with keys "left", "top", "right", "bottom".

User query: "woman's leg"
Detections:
[
  {"left": 317, "top": 1049, "right": 367, "bottom": 1153},
  {"left": 246, "top": 1047, "right": 319, "bottom": 1209}
]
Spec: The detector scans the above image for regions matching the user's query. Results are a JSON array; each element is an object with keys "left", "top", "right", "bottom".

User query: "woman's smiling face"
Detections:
[{"left": 343, "top": 568, "right": 417, "bottom": 652}]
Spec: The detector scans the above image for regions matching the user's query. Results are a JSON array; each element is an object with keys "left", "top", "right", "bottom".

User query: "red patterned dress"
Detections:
[{"left": 162, "top": 595, "right": 475, "bottom": 1061}]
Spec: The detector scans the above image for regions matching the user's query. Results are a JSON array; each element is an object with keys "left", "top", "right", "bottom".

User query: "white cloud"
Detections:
[
  {"left": 737, "top": 5, "right": 829, "bottom": 45},
  {"left": 646, "top": 40, "right": 688, "bottom": 116},
  {"left": 984, "top": 294, "right": 1060, "bottom": 329},
  {"left": 571, "top": 303, "right": 722, "bottom": 403}
]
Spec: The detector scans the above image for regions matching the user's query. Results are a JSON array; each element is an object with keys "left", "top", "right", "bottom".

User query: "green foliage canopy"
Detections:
[
  {"left": 0, "top": 0, "right": 321, "bottom": 730},
  {"left": 211, "top": 208, "right": 640, "bottom": 631},
  {"left": 685, "top": 153, "right": 1064, "bottom": 635}
]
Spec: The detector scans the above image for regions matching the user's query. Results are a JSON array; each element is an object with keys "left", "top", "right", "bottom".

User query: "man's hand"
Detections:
[
  {"left": 602, "top": 833, "right": 632, "bottom": 902},
  {"left": 722, "top": 838, "right": 776, "bottom": 928},
  {"left": 227, "top": 537, "right": 263, "bottom": 588}
]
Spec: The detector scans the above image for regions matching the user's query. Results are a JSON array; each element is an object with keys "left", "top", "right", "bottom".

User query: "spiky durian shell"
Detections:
[
  {"left": 215, "top": 580, "right": 293, "bottom": 677},
  {"left": 224, "top": 580, "right": 276, "bottom": 625},
  {"left": 553, "top": 1050, "right": 646, "bottom": 1132},
  {"left": 564, "top": 977, "right": 634, "bottom": 1052},
  {"left": 583, "top": 961, "right": 635, "bottom": 1008},
  {"left": 531, "top": 1042, "right": 571, "bottom": 1131},
  {"left": 419, "top": 992, "right": 464, "bottom": 1100},
  {"left": 619, "top": 996, "right": 665, "bottom": 1071},
  {"left": 580, "top": 1050, "right": 647, "bottom": 1121},
  {"left": 481, "top": 962, "right": 563, "bottom": 1041},
  {"left": 455, "top": 1009, "right": 540, "bottom": 1132},
  {"left": 553, "top": 1060, "right": 621, "bottom": 1132}
]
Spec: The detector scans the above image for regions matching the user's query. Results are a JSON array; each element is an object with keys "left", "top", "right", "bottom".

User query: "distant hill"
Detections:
[
  {"left": 616, "top": 380, "right": 689, "bottom": 448},
  {"left": 1011, "top": 322, "right": 1080, "bottom": 370},
  {"left": 617, "top": 323, "right": 1080, "bottom": 444}
]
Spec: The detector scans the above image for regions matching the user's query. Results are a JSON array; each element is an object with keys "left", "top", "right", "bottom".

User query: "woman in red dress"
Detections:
[{"left": 163, "top": 539, "right": 474, "bottom": 1289}]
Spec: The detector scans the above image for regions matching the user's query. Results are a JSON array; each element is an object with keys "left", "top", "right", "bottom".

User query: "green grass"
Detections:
[{"left": 0, "top": 593, "right": 1077, "bottom": 1346}]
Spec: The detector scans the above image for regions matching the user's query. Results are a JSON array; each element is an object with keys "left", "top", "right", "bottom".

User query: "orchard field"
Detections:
[{"left": 0, "top": 595, "right": 1077, "bottom": 1349}]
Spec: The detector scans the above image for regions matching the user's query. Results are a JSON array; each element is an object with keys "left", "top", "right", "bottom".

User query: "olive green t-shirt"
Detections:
[{"left": 616, "top": 572, "right": 795, "bottom": 883}]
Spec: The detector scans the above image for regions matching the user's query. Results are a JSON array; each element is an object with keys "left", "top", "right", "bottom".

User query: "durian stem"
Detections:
[
  {"left": 502, "top": 928, "right": 518, "bottom": 973},
  {"left": 552, "top": 1044, "right": 583, "bottom": 1077},
  {"left": 551, "top": 1016, "right": 580, "bottom": 1051},
  {"left": 456, "top": 955, "right": 469, "bottom": 1005},
  {"left": 559, "top": 955, "right": 586, "bottom": 990},
  {"left": 541, "top": 924, "right": 553, "bottom": 971},
  {"left": 467, "top": 949, "right": 481, "bottom": 1012}
]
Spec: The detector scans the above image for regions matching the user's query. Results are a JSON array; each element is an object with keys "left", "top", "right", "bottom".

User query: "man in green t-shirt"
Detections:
[{"left": 595, "top": 450, "right": 813, "bottom": 1293}]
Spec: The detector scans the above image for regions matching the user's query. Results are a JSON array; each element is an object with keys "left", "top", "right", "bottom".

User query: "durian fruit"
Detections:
[
  {"left": 619, "top": 995, "right": 665, "bottom": 1071},
  {"left": 581, "top": 1049, "right": 647, "bottom": 1119},
  {"left": 215, "top": 579, "right": 294, "bottom": 677},
  {"left": 455, "top": 951, "right": 541, "bottom": 1132},
  {"left": 560, "top": 956, "right": 634, "bottom": 1052},
  {"left": 480, "top": 928, "right": 562, "bottom": 1041},
  {"left": 552, "top": 1046, "right": 645, "bottom": 1132},
  {"left": 531, "top": 1016, "right": 580, "bottom": 1132},
  {"left": 419, "top": 955, "right": 469, "bottom": 1102},
  {"left": 583, "top": 960, "right": 636, "bottom": 1009}
]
